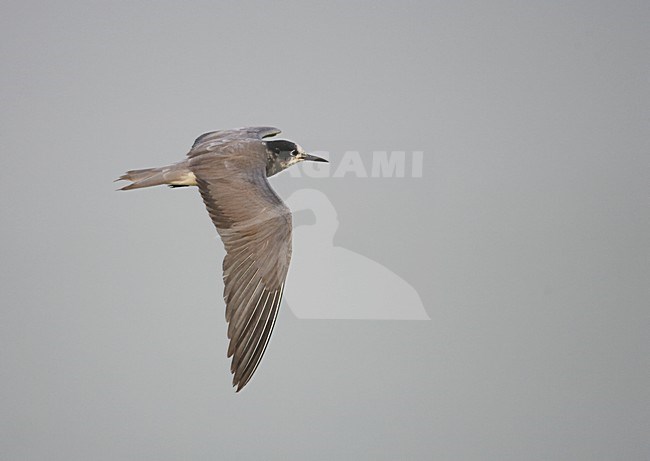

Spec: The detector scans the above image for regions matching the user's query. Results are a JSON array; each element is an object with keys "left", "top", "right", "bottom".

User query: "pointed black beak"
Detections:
[{"left": 301, "top": 153, "right": 328, "bottom": 163}]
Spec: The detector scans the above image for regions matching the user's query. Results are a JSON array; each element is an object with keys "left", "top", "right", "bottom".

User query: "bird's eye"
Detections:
[{"left": 291, "top": 150, "right": 298, "bottom": 156}]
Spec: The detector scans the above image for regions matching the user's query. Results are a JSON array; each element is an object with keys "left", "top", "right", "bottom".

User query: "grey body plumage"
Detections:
[{"left": 117, "top": 127, "right": 327, "bottom": 391}]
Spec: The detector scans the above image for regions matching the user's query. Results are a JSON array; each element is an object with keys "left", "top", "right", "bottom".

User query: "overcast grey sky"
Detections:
[{"left": 1, "top": 1, "right": 648, "bottom": 460}]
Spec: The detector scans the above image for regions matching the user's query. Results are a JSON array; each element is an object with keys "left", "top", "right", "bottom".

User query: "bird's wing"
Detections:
[
  {"left": 192, "top": 144, "right": 291, "bottom": 391},
  {"left": 188, "top": 126, "right": 281, "bottom": 159}
]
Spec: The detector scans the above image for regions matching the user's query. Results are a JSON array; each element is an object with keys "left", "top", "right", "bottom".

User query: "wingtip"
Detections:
[{"left": 231, "top": 370, "right": 251, "bottom": 392}]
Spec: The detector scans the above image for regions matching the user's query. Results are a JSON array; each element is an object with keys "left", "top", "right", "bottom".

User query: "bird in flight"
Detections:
[{"left": 117, "top": 127, "right": 327, "bottom": 391}]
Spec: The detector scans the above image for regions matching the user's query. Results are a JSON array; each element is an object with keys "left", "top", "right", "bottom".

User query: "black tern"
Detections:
[{"left": 117, "top": 127, "right": 327, "bottom": 391}]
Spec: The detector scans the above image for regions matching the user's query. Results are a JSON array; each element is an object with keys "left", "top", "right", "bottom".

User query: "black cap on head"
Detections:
[{"left": 265, "top": 140, "right": 299, "bottom": 155}]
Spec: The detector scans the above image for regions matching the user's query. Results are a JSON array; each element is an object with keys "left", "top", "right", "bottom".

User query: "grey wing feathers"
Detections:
[
  {"left": 188, "top": 126, "right": 281, "bottom": 158},
  {"left": 193, "top": 149, "right": 291, "bottom": 391}
]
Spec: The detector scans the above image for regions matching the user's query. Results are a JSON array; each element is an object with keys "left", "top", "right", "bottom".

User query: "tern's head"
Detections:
[{"left": 264, "top": 139, "right": 328, "bottom": 176}]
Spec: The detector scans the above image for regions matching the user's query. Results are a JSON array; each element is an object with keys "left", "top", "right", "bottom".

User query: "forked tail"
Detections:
[{"left": 116, "top": 164, "right": 196, "bottom": 190}]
